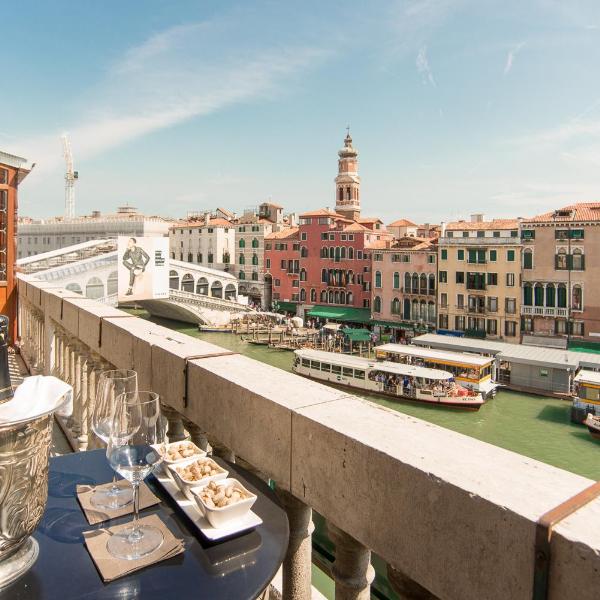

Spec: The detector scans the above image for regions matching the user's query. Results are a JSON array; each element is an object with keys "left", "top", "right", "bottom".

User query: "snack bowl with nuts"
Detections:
[
  {"left": 168, "top": 456, "right": 228, "bottom": 500},
  {"left": 191, "top": 478, "right": 257, "bottom": 528},
  {"left": 155, "top": 441, "right": 207, "bottom": 480}
]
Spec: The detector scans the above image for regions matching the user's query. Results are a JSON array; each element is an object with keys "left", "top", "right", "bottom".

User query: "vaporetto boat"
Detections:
[{"left": 292, "top": 349, "right": 485, "bottom": 410}]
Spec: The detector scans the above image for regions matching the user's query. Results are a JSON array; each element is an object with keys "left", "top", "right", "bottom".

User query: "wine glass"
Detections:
[
  {"left": 106, "top": 391, "right": 166, "bottom": 560},
  {"left": 90, "top": 369, "right": 138, "bottom": 510}
]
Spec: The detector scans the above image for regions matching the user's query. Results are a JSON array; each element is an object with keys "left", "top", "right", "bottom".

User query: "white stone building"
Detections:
[
  {"left": 169, "top": 215, "right": 235, "bottom": 273},
  {"left": 18, "top": 206, "right": 173, "bottom": 258}
]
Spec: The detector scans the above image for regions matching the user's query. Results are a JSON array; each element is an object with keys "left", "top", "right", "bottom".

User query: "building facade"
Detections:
[
  {"left": 169, "top": 215, "right": 234, "bottom": 272},
  {"left": 371, "top": 237, "right": 437, "bottom": 338},
  {"left": 437, "top": 216, "right": 521, "bottom": 343},
  {"left": 236, "top": 202, "right": 285, "bottom": 307},
  {"left": 264, "top": 228, "right": 300, "bottom": 310},
  {"left": 520, "top": 203, "right": 600, "bottom": 343},
  {"left": 18, "top": 205, "right": 173, "bottom": 257},
  {"left": 1, "top": 150, "right": 32, "bottom": 339}
]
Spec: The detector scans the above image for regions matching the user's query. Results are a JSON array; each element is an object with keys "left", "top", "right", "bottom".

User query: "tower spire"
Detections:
[{"left": 334, "top": 129, "right": 361, "bottom": 221}]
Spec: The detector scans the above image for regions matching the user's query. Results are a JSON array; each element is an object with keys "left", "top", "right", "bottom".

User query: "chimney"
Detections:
[
  {"left": 440, "top": 221, "right": 446, "bottom": 237},
  {"left": 471, "top": 213, "right": 484, "bottom": 223}
]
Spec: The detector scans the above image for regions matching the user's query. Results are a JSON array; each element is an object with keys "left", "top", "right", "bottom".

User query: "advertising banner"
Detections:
[{"left": 117, "top": 236, "right": 169, "bottom": 302}]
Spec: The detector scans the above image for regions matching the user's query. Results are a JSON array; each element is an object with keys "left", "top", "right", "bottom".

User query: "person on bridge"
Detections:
[{"left": 122, "top": 237, "right": 150, "bottom": 296}]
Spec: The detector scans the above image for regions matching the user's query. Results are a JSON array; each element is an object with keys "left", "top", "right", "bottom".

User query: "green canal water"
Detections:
[{"left": 132, "top": 311, "right": 600, "bottom": 599}]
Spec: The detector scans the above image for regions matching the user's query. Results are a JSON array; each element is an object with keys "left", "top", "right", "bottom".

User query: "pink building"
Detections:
[{"left": 264, "top": 227, "right": 300, "bottom": 311}]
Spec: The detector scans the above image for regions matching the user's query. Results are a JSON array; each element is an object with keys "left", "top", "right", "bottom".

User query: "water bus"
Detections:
[
  {"left": 374, "top": 344, "right": 498, "bottom": 399},
  {"left": 583, "top": 414, "right": 600, "bottom": 441},
  {"left": 292, "top": 349, "right": 485, "bottom": 410},
  {"left": 571, "top": 370, "right": 600, "bottom": 423}
]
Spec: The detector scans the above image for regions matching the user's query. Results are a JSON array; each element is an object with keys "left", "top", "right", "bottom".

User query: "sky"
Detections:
[{"left": 4, "top": 0, "right": 600, "bottom": 224}]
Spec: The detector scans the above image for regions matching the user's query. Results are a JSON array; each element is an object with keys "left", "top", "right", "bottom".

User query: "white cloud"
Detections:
[
  {"left": 503, "top": 41, "right": 525, "bottom": 75},
  {"left": 416, "top": 45, "right": 436, "bottom": 86}
]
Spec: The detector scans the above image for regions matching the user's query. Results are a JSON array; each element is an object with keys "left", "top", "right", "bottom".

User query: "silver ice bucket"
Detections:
[{"left": 0, "top": 401, "right": 66, "bottom": 589}]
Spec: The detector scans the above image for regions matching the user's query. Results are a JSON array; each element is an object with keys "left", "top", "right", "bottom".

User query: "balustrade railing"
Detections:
[{"left": 16, "top": 275, "right": 600, "bottom": 600}]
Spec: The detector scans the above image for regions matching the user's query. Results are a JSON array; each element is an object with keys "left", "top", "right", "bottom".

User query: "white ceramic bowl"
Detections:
[
  {"left": 192, "top": 478, "right": 257, "bottom": 529},
  {"left": 156, "top": 441, "right": 207, "bottom": 480},
  {"left": 168, "top": 456, "right": 228, "bottom": 500}
]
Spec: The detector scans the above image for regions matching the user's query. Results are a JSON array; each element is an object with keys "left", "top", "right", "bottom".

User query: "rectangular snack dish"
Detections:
[
  {"left": 156, "top": 441, "right": 207, "bottom": 480},
  {"left": 191, "top": 478, "right": 257, "bottom": 529},
  {"left": 154, "top": 469, "right": 262, "bottom": 541},
  {"left": 167, "top": 456, "right": 228, "bottom": 500}
]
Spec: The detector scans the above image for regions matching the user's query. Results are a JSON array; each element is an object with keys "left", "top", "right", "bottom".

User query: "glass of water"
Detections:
[
  {"left": 90, "top": 369, "right": 138, "bottom": 510},
  {"left": 106, "top": 391, "right": 166, "bottom": 560}
]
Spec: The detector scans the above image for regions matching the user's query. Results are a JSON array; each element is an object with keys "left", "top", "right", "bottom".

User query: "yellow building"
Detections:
[{"left": 437, "top": 215, "right": 521, "bottom": 343}]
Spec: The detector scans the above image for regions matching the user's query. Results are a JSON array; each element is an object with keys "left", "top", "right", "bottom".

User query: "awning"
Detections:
[
  {"left": 307, "top": 305, "right": 371, "bottom": 324},
  {"left": 370, "top": 319, "right": 414, "bottom": 330},
  {"left": 274, "top": 301, "right": 297, "bottom": 313},
  {"left": 341, "top": 328, "right": 372, "bottom": 342}
]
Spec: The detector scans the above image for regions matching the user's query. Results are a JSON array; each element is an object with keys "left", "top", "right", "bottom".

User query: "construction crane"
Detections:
[{"left": 61, "top": 134, "right": 78, "bottom": 219}]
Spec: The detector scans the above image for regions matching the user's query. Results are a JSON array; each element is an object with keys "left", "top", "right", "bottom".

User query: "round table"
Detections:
[{"left": 1, "top": 449, "right": 289, "bottom": 600}]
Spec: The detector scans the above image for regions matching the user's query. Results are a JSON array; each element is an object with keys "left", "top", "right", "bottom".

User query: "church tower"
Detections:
[{"left": 334, "top": 129, "right": 361, "bottom": 221}]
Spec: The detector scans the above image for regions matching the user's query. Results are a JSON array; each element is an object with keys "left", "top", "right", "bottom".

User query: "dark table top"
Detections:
[{"left": 1, "top": 449, "right": 289, "bottom": 600}]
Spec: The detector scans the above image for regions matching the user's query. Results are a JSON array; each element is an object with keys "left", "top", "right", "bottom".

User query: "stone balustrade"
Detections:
[{"left": 16, "top": 275, "right": 600, "bottom": 600}]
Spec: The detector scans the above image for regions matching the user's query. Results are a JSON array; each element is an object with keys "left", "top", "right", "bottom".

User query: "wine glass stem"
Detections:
[{"left": 129, "top": 482, "right": 142, "bottom": 542}]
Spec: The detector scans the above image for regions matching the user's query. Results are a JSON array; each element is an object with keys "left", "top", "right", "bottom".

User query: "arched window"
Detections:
[
  {"left": 557, "top": 284, "right": 567, "bottom": 308},
  {"left": 375, "top": 271, "right": 382, "bottom": 288},
  {"left": 334, "top": 291, "right": 340, "bottom": 304},
  {"left": 310, "top": 289, "right": 316, "bottom": 302},
  {"left": 546, "top": 284, "right": 555, "bottom": 307},
  {"left": 420, "top": 274, "right": 427, "bottom": 294},
  {"left": 428, "top": 301, "right": 436, "bottom": 323},
  {"left": 419, "top": 300, "right": 427, "bottom": 320},
  {"left": 373, "top": 296, "right": 382, "bottom": 313},
  {"left": 346, "top": 186, "right": 351, "bottom": 200},
  {"left": 300, "top": 269, "right": 307, "bottom": 281},
  {"left": 556, "top": 248, "right": 567, "bottom": 270},
  {"left": 393, "top": 272, "right": 400, "bottom": 289},
  {"left": 239, "top": 271, "right": 245, "bottom": 280},
  {"left": 239, "top": 239, "right": 245, "bottom": 248},
  {"left": 428, "top": 274, "right": 435, "bottom": 294},
  {"left": 411, "top": 273, "right": 419, "bottom": 293},
  {"left": 523, "top": 248, "right": 533, "bottom": 269},
  {"left": 181, "top": 274, "right": 194, "bottom": 292},
  {"left": 339, "top": 187, "right": 343, "bottom": 202},
  {"left": 348, "top": 270, "right": 354, "bottom": 284},
  {"left": 66, "top": 282, "right": 82, "bottom": 295},
  {"left": 251, "top": 238, "right": 259, "bottom": 248},
  {"left": 252, "top": 253, "right": 258, "bottom": 265},
  {"left": 301, "top": 246, "right": 308, "bottom": 258},
  {"left": 169, "top": 270, "right": 180, "bottom": 290},
  {"left": 404, "top": 273, "right": 411, "bottom": 293},
  {"left": 411, "top": 299, "right": 419, "bottom": 320},
  {"left": 239, "top": 254, "right": 245, "bottom": 265},
  {"left": 348, "top": 247, "right": 354, "bottom": 259},
  {"left": 523, "top": 283, "right": 533, "bottom": 306},
  {"left": 196, "top": 277, "right": 209, "bottom": 295},
  {"left": 534, "top": 283, "right": 544, "bottom": 307},
  {"left": 340, "top": 247, "right": 346, "bottom": 259},
  {"left": 321, "top": 290, "right": 327, "bottom": 302},
  {"left": 211, "top": 281, "right": 223, "bottom": 298},
  {"left": 321, "top": 269, "right": 328, "bottom": 283},
  {"left": 572, "top": 248, "right": 584, "bottom": 270},
  {"left": 339, "top": 291, "right": 346, "bottom": 304},
  {"left": 347, "top": 292, "right": 353, "bottom": 304},
  {"left": 403, "top": 298, "right": 411, "bottom": 320},
  {"left": 391, "top": 297, "right": 400, "bottom": 315},
  {"left": 85, "top": 277, "right": 104, "bottom": 300},
  {"left": 251, "top": 271, "right": 258, "bottom": 281},
  {"left": 300, "top": 288, "right": 306, "bottom": 302},
  {"left": 572, "top": 285, "right": 582, "bottom": 310},
  {"left": 334, "top": 247, "right": 341, "bottom": 261},
  {"left": 107, "top": 271, "right": 118, "bottom": 295},
  {"left": 321, "top": 247, "right": 328, "bottom": 258},
  {"left": 328, "top": 290, "right": 334, "bottom": 303}
]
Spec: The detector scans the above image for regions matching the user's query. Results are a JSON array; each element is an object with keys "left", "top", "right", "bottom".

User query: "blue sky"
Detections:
[{"left": 4, "top": 0, "right": 600, "bottom": 223}]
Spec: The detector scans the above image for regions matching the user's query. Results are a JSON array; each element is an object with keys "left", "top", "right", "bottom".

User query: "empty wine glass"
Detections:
[
  {"left": 106, "top": 391, "right": 166, "bottom": 560},
  {"left": 90, "top": 369, "right": 138, "bottom": 510}
]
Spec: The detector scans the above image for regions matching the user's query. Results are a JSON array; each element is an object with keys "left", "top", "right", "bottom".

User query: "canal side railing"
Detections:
[{"left": 17, "top": 275, "right": 600, "bottom": 600}]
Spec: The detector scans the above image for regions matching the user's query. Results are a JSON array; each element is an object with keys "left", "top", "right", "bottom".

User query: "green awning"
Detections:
[
  {"left": 274, "top": 301, "right": 297, "bottom": 313},
  {"left": 370, "top": 319, "right": 414, "bottom": 330},
  {"left": 341, "top": 328, "right": 372, "bottom": 342},
  {"left": 307, "top": 305, "right": 371, "bottom": 324}
]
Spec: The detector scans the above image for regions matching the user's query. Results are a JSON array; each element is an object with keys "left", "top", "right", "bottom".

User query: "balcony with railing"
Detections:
[
  {"left": 521, "top": 305, "right": 568, "bottom": 317},
  {"left": 16, "top": 275, "right": 600, "bottom": 600}
]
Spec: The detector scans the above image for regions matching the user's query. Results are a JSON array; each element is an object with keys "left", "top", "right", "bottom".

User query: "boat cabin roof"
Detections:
[
  {"left": 375, "top": 344, "right": 493, "bottom": 367},
  {"left": 295, "top": 349, "right": 453, "bottom": 380},
  {"left": 574, "top": 369, "right": 600, "bottom": 385}
]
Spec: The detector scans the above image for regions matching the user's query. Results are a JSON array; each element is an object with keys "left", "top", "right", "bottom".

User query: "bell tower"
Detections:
[{"left": 335, "top": 128, "right": 360, "bottom": 221}]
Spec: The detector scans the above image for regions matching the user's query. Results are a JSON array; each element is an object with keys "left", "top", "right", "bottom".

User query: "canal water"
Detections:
[{"left": 132, "top": 311, "right": 600, "bottom": 599}]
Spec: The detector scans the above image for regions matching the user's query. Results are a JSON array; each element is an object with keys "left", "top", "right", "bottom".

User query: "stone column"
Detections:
[
  {"left": 328, "top": 522, "right": 374, "bottom": 600},
  {"left": 77, "top": 350, "right": 92, "bottom": 451},
  {"left": 71, "top": 343, "right": 83, "bottom": 437},
  {"left": 209, "top": 437, "right": 235, "bottom": 463},
  {"left": 386, "top": 564, "right": 439, "bottom": 600},
  {"left": 183, "top": 419, "right": 209, "bottom": 451},
  {"left": 275, "top": 489, "right": 314, "bottom": 600},
  {"left": 161, "top": 404, "right": 186, "bottom": 442}
]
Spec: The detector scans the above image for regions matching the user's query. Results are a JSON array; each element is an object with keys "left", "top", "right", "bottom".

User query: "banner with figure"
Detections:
[{"left": 117, "top": 236, "right": 169, "bottom": 302}]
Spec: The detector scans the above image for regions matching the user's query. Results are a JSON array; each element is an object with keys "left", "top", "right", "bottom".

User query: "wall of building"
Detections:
[
  {"left": 264, "top": 232, "right": 300, "bottom": 305},
  {"left": 169, "top": 224, "right": 235, "bottom": 272}
]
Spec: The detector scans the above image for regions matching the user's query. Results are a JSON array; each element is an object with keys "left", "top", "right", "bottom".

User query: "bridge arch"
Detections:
[
  {"left": 211, "top": 280, "right": 223, "bottom": 298},
  {"left": 86, "top": 276, "right": 104, "bottom": 300},
  {"left": 196, "top": 277, "right": 209, "bottom": 295},
  {"left": 181, "top": 273, "right": 195, "bottom": 293},
  {"left": 169, "top": 270, "right": 180, "bottom": 290}
]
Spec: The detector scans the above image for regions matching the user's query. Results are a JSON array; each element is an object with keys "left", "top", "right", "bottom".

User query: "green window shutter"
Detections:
[
  {"left": 457, "top": 249, "right": 464, "bottom": 260},
  {"left": 468, "top": 249, "right": 477, "bottom": 263},
  {"left": 441, "top": 249, "right": 447, "bottom": 260},
  {"left": 507, "top": 250, "right": 515, "bottom": 261},
  {"left": 490, "top": 250, "right": 497, "bottom": 262}
]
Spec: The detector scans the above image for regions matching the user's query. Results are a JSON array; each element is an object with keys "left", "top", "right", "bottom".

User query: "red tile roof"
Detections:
[
  {"left": 170, "top": 217, "right": 232, "bottom": 229},
  {"left": 358, "top": 217, "right": 383, "bottom": 224},
  {"left": 299, "top": 208, "right": 345, "bottom": 218},
  {"left": 389, "top": 218, "right": 417, "bottom": 227},
  {"left": 265, "top": 227, "right": 299, "bottom": 240},
  {"left": 445, "top": 219, "right": 518, "bottom": 231},
  {"left": 342, "top": 222, "right": 369, "bottom": 232},
  {"left": 523, "top": 202, "right": 600, "bottom": 223}
]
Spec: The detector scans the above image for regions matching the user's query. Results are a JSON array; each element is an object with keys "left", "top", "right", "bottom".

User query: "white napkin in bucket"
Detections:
[{"left": 0, "top": 375, "right": 73, "bottom": 425}]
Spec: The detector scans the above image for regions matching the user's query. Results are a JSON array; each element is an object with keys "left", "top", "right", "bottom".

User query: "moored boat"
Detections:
[
  {"left": 584, "top": 414, "right": 600, "bottom": 441},
  {"left": 292, "top": 349, "right": 485, "bottom": 410},
  {"left": 571, "top": 370, "right": 600, "bottom": 423}
]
